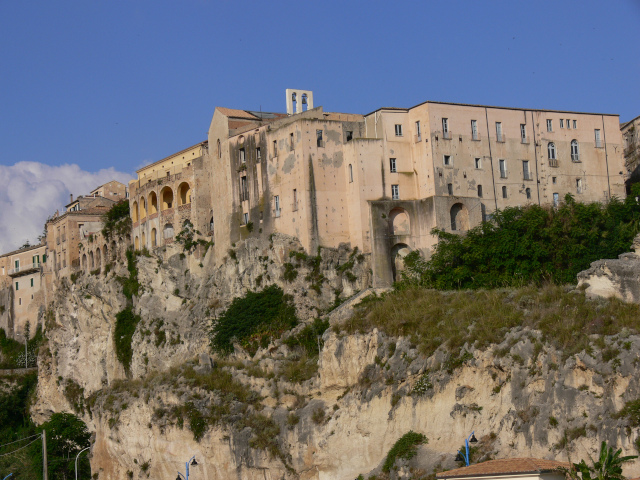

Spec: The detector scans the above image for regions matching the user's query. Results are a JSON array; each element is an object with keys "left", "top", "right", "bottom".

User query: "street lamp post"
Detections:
[
  {"left": 176, "top": 456, "right": 198, "bottom": 480},
  {"left": 3, "top": 474, "right": 14, "bottom": 480},
  {"left": 75, "top": 446, "right": 90, "bottom": 480},
  {"left": 455, "top": 431, "right": 478, "bottom": 467}
]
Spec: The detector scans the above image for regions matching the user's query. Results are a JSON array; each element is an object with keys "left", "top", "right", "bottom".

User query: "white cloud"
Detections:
[{"left": 0, "top": 162, "right": 133, "bottom": 253}]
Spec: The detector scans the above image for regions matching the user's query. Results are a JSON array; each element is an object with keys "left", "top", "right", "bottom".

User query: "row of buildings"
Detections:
[{"left": 1, "top": 89, "right": 639, "bottom": 341}]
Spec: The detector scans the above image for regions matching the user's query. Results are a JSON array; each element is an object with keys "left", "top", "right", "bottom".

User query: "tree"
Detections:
[{"left": 563, "top": 441, "right": 637, "bottom": 480}]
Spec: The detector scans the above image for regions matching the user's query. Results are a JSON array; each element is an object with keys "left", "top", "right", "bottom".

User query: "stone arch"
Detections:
[
  {"left": 134, "top": 236, "right": 140, "bottom": 250},
  {"left": 160, "top": 187, "right": 174, "bottom": 210},
  {"left": 163, "top": 223, "right": 174, "bottom": 240},
  {"left": 132, "top": 201, "right": 139, "bottom": 222},
  {"left": 141, "top": 231, "right": 146, "bottom": 248},
  {"left": 450, "top": 203, "right": 469, "bottom": 231},
  {"left": 151, "top": 228, "right": 157, "bottom": 247},
  {"left": 95, "top": 247, "right": 102, "bottom": 269},
  {"left": 391, "top": 243, "right": 411, "bottom": 283},
  {"left": 140, "top": 196, "right": 147, "bottom": 219},
  {"left": 148, "top": 191, "right": 158, "bottom": 215},
  {"left": 82, "top": 254, "right": 87, "bottom": 271},
  {"left": 177, "top": 182, "right": 191, "bottom": 206},
  {"left": 389, "top": 207, "right": 410, "bottom": 236},
  {"left": 89, "top": 251, "right": 95, "bottom": 270}
]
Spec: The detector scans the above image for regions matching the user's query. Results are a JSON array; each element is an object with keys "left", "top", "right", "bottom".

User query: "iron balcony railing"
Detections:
[{"left": 9, "top": 263, "right": 42, "bottom": 277}]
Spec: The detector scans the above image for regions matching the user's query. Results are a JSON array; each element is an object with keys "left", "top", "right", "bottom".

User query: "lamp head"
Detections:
[
  {"left": 470, "top": 434, "right": 478, "bottom": 444},
  {"left": 191, "top": 458, "right": 198, "bottom": 466},
  {"left": 455, "top": 452, "right": 464, "bottom": 462},
  {"left": 176, "top": 475, "right": 182, "bottom": 480}
]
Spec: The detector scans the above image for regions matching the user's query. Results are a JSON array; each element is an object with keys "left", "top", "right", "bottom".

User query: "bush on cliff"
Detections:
[
  {"left": 114, "top": 306, "right": 141, "bottom": 375},
  {"left": 210, "top": 285, "right": 297, "bottom": 355},
  {"left": 102, "top": 200, "right": 131, "bottom": 240},
  {"left": 401, "top": 191, "right": 640, "bottom": 290}
]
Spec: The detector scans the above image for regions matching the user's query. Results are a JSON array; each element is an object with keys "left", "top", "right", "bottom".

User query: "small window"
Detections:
[
  {"left": 273, "top": 140, "right": 278, "bottom": 156},
  {"left": 499, "top": 159, "right": 507, "bottom": 178},
  {"left": 552, "top": 176, "right": 557, "bottom": 184},
  {"left": 526, "top": 188, "right": 531, "bottom": 199},
  {"left": 293, "top": 188, "right": 298, "bottom": 206},
  {"left": 290, "top": 133, "right": 294, "bottom": 151},
  {"left": 243, "top": 212, "right": 249, "bottom": 225},
  {"left": 566, "top": 119, "right": 571, "bottom": 129},
  {"left": 415, "top": 121, "right": 421, "bottom": 139},
  {"left": 548, "top": 142, "right": 556, "bottom": 159},
  {"left": 15, "top": 260, "right": 19, "bottom": 269},
  {"left": 443, "top": 155, "right": 452, "bottom": 166},
  {"left": 30, "top": 278, "right": 34, "bottom": 287},
  {"left": 523, "top": 160, "right": 531, "bottom": 180},
  {"left": 348, "top": 164, "right": 353, "bottom": 183},
  {"left": 576, "top": 178, "right": 583, "bottom": 194},
  {"left": 447, "top": 183, "right": 453, "bottom": 195},
  {"left": 19, "top": 298, "right": 21, "bottom": 306},
  {"left": 520, "top": 124, "right": 526, "bottom": 141},
  {"left": 547, "top": 119, "right": 553, "bottom": 132},
  {"left": 346, "top": 131, "right": 353, "bottom": 142},
  {"left": 594, "top": 129, "right": 602, "bottom": 147},
  {"left": 553, "top": 192, "right": 559, "bottom": 207},
  {"left": 217, "top": 139, "right": 221, "bottom": 159},
  {"left": 394, "top": 124, "right": 403, "bottom": 136},
  {"left": 502, "top": 186, "right": 507, "bottom": 198},
  {"left": 274, "top": 195, "right": 281, "bottom": 216},
  {"left": 474, "top": 157, "right": 482, "bottom": 169},
  {"left": 15, "top": 282, "right": 18, "bottom": 291},
  {"left": 571, "top": 140, "right": 580, "bottom": 161},
  {"left": 256, "top": 147, "right": 261, "bottom": 160},
  {"left": 391, "top": 185, "right": 399, "bottom": 200},
  {"left": 390, "top": 158, "right": 397, "bottom": 173},
  {"left": 573, "top": 120, "right": 577, "bottom": 129},
  {"left": 560, "top": 119, "right": 564, "bottom": 129},
  {"left": 316, "top": 130, "right": 324, "bottom": 147},
  {"left": 239, "top": 148, "right": 245, "bottom": 164},
  {"left": 496, "top": 122, "right": 503, "bottom": 141},
  {"left": 471, "top": 120, "right": 479, "bottom": 140},
  {"left": 442, "top": 118, "right": 449, "bottom": 133},
  {"left": 477, "top": 185, "right": 483, "bottom": 197}
]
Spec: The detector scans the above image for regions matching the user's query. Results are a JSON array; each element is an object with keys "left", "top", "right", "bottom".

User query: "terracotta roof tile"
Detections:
[
  {"left": 436, "top": 458, "right": 570, "bottom": 478},
  {"left": 216, "top": 107, "right": 260, "bottom": 120}
]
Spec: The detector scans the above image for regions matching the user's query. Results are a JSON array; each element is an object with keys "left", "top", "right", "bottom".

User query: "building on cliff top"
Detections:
[
  {"left": 128, "top": 89, "right": 626, "bottom": 286},
  {"left": 622, "top": 114, "right": 640, "bottom": 191},
  {"left": 436, "top": 458, "right": 570, "bottom": 480}
]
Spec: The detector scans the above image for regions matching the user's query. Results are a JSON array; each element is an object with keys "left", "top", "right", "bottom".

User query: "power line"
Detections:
[
  {"left": 0, "top": 436, "right": 41, "bottom": 458},
  {"left": 0, "top": 433, "right": 40, "bottom": 450}
]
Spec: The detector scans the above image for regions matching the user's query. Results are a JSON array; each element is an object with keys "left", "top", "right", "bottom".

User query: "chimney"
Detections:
[{"left": 70, "top": 194, "right": 73, "bottom": 203}]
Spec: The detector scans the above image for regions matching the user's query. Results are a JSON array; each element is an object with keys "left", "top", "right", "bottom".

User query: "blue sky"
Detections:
[{"left": 0, "top": 0, "right": 638, "bottom": 250}]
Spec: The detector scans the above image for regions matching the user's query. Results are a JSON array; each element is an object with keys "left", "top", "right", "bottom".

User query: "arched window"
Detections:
[
  {"left": 163, "top": 223, "right": 174, "bottom": 239},
  {"left": 132, "top": 201, "right": 139, "bottom": 222},
  {"left": 209, "top": 216, "right": 214, "bottom": 235},
  {"left": 525, "top": 187, "right": 531, "bottom": 199},
  {"left": 148, "top": 191, "right": 158, "bottom": 215},
  {"left": 134, "top": 236, "right": 140, "bottom": 250},
  {"left": 301, "top": 93, "right": 308, "bottom": 111},
  {"left": 571, "top": 140, "right": 579, "bottom": 161},
  {"left": 177, "top": 182, "right": 191, "bottom": 206},
  {"left": 139, "top": 197, "right": 146, "bottom": 219},
  {"left": 160, "top": 187, "right": 174, "bottom": 210},
  {"left": 548, "top": 142, "right": 556, "bottom": 160},
  {"left": 151, "top": 228, "right": 157, "bottom": 247}
]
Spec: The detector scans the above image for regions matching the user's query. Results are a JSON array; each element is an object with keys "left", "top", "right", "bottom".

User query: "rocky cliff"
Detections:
[{"left": 32, "top": 235, "right": 640, "bottom": 480}]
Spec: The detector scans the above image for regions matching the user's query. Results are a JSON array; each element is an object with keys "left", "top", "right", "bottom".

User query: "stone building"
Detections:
[
  {"left": 128, "top": 142, "right": 210, "bottom": 251},
  {"left": 204, "top": 91, "right": 626, "bottom": 285},
  {"left": 622, "top": 114, "right": 640, "bottom": 189},
  {"left": 0, "top": 243, "right": 47, "bottom": 339}
]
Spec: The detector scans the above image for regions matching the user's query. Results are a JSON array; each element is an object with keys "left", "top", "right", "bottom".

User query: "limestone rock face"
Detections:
[{"left": 32, "top": 235, "right": 640, "bottom": 480}]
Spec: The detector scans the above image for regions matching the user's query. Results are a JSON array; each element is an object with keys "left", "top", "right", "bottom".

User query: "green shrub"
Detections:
[
  {"left": 116, "top": 248, "right": 140, "bottom": 301},
  {"left": 401, "top": 192, "right": 640, "bottom": 289},
  {"left": 114, "top": 307, "right": 141, "bottom": 375},
  {"left": 283, "top": 262, "right": 298, "bottom": 282},
  {"left": 210, "top": 285, "right": 297, "bottom": 355},
  {"left": 283, "top": 319, "right": 329, "bottom": 356},
  {"left": 383, "top": 431, "right": 428, "bottom": 472},
  {"left": 102, "top": 200, "right": 131, "bottom": 240},
  {"left": 614, "top": 398, "right": 640, "bottom": 426},
  {"left": 311, "top": 407, "right": 325, "bottom": 425}
]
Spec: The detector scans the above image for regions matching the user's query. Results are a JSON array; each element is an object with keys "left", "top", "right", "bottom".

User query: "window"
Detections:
[
  {"left": 548, "top": 142, "right": 556, "bottom": 159},
  {"left": 447, "top": 183, "right": 453, "bottom": 195},
  {"left": 389, "top": 158, "right": 397, "bottom": 172},
  {"left": 348, "top": 164, "right": 353, "bottom": 183},
  {"left": 256, "top": 147, "right": 261, "bottom": 161},
  {"left": 415, "top": 121, "right": 421, "bottom": 140},
  {"left": 18, "top": 298, "right": 21, "bottom": 306},
  {"left": 239, "top": 148, "right": 245, "bottom": 164},
  {"left": 240, "top": 176, "right": 248, "bottom": 202},
  {"left": 499, "top": 159, "right": 507, "bottom": 178},
  {"left": 522, "top": 160, "right": 531, "bottom": 180},
  {"left": 571, "top": 140, "right": 580, "bottom": 161},
  {"left": 217, "top": 139, "right": 221, "bottom": 159},
  {"left": 552, "top": 176, "right": 557, "bottom": 184},
  {"left": 547, "top": 119, "right": 553, "bottom": 132},
  {"left": 576, "top": 178, "right": 583, "bottom": 194},
  {"left": 243, "top": 212, "right": 249, "bottom": 225},
  {"left": 502, "top": 186, "right": 507, "bottom": 198},
  {"left": 316, "top": 130, "right": 324, "bottom": 147},
  {"left": 595, "top": 129, "right": 602, "bottom": 147},
  {"left": 391, "top": 185, "right": 399, "bottom": 200},
  {"left": 274, "top": 195, "right": 281, "bottom": 217},
  {"left": 442, "top": 118, "right": 450, "bottom": 138},
  {"left": 346, "top": 131, "right": 353, "bottom": 142},
  {"left": 573, "top": 120, "right": 577, "bottom": 129},
  {"left": 474, "top": 157, "right": 482, "bottom": 169},
  {"left": 293, "top": 189, "right": 298, "bottom": 211},
  {"left": 290, "top": 133, "right": 294, "bottom": 151},
  {"left": 443, "top": 155, "right": 452, "bottom": 166},
  {"left": 553, "top": 192, "right": 560, "bottom": 206},
  {"left": 15, "top": 282, "right": 18, "bottom": 291},
  {"left": 30, "top": 278, "right": 34, "bottom": 287},
  {"left": 526, "top": 188, "right": 531, "bottom": 199},
  {"left": 477, "top": 185, "right": 483, "bottom": 197},
  {"left": 560, "top": 119, "right": 564, "bottom": 129},
  {"left": 520, "top": 124, "right": 527, "bottom": 142},
  {"left": 496, "top": 122, "right": 503, "bottom": 142},
  {"left": 566, "top": 119, "right": 571, "bottom": 129},
  {"left": 394, "top": 124, "right": 403, "bottom": 136},
  {"left": 273, "top": 140, "right": 278, "bottom": 156},
  {"left": 471, "top": 120, "right": 479, "bottom": 140}
]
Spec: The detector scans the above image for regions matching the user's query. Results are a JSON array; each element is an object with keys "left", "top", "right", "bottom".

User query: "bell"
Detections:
[
  {"left": 191, "top": 458, "right": 198, "bottom": 466},
  {"left": 470, "top": 434, "right": 478, "bottom": 444},
  {"left": 455, "top": 452, "right": 464, "bottom": 462},
  {"left": 302, "top": 96, "right": 307, "bottom": 105}
]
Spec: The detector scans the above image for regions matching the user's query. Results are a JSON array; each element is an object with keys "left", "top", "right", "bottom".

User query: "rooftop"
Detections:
[
  {"left": 0, "top": 243, "right": 46, "bottom": 259},
  {"left": 436, "top": 458, "right": 570, "bottom": 478}
]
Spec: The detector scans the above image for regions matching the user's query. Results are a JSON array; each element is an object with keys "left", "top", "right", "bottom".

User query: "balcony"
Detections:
[
  {"left": 549, "top": 159, "right": 559, "bottom": 168},
  {"left": 275, "top": 208, "right": 281, "bottom": 218},
  {"left": 9, "top": 263, "right": 42, "bottom": 277}
]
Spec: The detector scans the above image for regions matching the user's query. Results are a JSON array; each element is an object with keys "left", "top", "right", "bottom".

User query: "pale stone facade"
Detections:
[{"left": 622, "top": 114, "right": 640, "bottom": 189}]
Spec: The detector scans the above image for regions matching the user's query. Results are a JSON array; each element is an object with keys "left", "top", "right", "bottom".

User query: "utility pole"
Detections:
[{"left": 42, "top": 430, "right": 48, "bottom": 480}]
